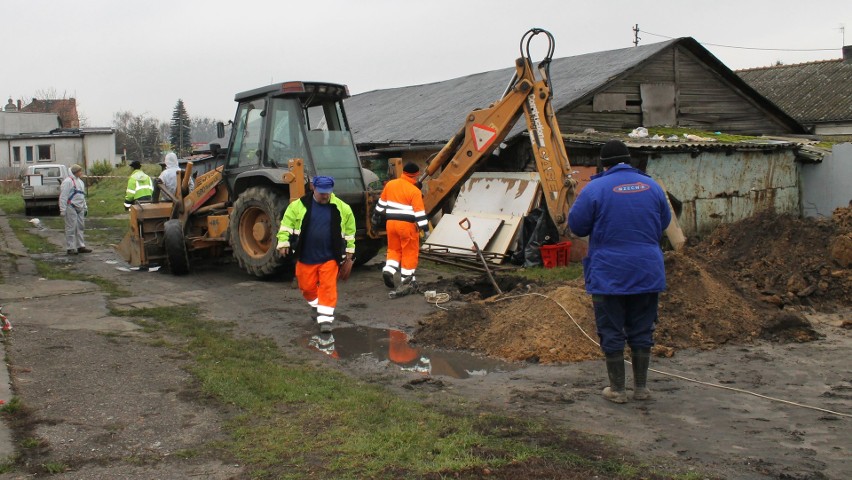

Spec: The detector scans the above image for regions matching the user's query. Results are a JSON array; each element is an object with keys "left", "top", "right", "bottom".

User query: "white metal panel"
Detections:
[
  {"left": 453, "top": 172, "right": 541, "bottom": 217},
  {"left": 424, "top": 214, "right": 503, "bottom": 256}
]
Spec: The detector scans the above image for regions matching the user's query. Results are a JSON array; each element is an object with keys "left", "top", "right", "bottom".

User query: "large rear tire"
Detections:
[
  {"left": 164, "top": 219, "right": 190, "bottom": 275},
  {"left": 229, "top": 186, "right": 288, "bottom": 278}
]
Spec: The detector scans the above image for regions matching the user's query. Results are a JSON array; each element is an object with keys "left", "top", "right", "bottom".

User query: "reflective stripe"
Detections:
[
  {"left": 400, "top": 268, "right": 416, "bottom": 276},
  {"left": 317, "top": 305, "right": 334, "bottom": 315},
  {"left": 278, "top": 225, "right": 296, "bottom": 234},
  {"left": 379, "top": 199, "right": 413, "bottom": 211},
  {"left": 307, "top": 298, "right": 318, "bottom": 307},
  {"left": 385, "top": 259, "right": 400, "bottom": 268}
]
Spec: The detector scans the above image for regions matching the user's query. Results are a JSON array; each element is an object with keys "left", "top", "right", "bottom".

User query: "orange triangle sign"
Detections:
[{"left": 471, "top": 123, "right": 497, "bottom": 152}]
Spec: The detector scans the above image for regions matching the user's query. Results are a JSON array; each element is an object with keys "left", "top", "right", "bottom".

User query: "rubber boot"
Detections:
[
  {"left": 631, "top": 348, "right": 652, "bottom": 401},
  {"left": 602, "top": 351, "right": 628, "bottom": 404}
]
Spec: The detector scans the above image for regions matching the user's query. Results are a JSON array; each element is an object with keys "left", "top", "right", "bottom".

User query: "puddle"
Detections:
[{"left": 299, "top": 325, "right": 518, "bottom": 379}]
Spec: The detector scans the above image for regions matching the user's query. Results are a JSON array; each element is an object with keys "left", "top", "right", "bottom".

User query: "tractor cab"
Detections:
[{"left": 223, "top": 81, "right": 366, "bottom": 199}]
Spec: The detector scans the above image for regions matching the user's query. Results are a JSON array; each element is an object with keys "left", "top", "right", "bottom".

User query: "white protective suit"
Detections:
[
  {"left": 158, "top": 152, "right": 194, "bottom": 201},
  {"left": 58, "top": 172, "right": 88, "bottom": 251}
]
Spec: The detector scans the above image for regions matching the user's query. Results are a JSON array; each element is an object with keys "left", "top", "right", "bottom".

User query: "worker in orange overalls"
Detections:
[{"left": 372, "top": 162, "right": 428, "bottom": 292}]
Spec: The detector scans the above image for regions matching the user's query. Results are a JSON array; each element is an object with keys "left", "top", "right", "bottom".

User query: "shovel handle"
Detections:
[{"left": 458, "top": 217, "right": 471, "bottom": 231}]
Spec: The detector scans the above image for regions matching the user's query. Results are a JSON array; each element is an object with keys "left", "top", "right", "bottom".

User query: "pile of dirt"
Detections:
[
  {"left": 416, "top": 253, "right": 767, "bottom": 363},
  {"left": 415, "top": 208, "right": 851, "bottom": 364},
  {"left": 689, "top": 207, "right": 852, "bottom": 312},
  {"left": 414, "top": 282, "right": 600, "bottom": 363}
]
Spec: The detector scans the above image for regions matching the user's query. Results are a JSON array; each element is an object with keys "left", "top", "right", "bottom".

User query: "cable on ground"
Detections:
[{"left": 494, "top": 292, "right": 851, "bottom": 419}]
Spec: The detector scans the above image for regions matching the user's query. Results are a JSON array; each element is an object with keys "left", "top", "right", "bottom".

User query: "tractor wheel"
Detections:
[
  {"left": 164, "top": 219, "right": 190, "bottom": 275},
  {"left": 229, "top": 186, "right": 288, "bottom": 278},
  {"left": 354, "top": 238, "right": 383, "bottom": 267}
]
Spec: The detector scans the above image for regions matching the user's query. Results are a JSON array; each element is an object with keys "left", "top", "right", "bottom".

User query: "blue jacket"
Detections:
[{"left": 568, "top": 163, "right": 671, "bottom": 295}]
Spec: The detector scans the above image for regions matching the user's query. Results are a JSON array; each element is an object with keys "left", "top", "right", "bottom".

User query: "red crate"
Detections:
[{"left": 540, "top": 241, "right": 572, "bottom": 268}]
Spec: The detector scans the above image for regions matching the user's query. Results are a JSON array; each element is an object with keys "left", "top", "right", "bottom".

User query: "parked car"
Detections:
[{"left": 21, "top": 164, "right": 69, "bottom": 216}]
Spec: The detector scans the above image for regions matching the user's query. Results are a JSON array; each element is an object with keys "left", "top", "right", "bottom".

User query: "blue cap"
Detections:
[{"left": 313, "top": 176, "right": 334, "bottom": 194}]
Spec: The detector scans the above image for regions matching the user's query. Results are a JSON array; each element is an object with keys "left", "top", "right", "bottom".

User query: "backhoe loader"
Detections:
[
  {"left": 115, "top": 81, "right": 384, "bottom": 277},
  {"left": 415, "top": 28, "right": 577, "bottom": 229}
]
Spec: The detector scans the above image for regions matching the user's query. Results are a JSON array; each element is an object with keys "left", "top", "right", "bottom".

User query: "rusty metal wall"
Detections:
[{"left": 646, "top": 149, "right": 799, "bottom": 238}]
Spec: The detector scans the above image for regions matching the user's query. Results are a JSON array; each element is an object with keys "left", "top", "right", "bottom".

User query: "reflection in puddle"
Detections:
[{"left": 301, "top": 325, "right": 518, "bottom": 379}]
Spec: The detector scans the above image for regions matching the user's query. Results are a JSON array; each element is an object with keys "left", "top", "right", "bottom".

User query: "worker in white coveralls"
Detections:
[{"left": 58, "top": 164, "right": 92, "bottom": 256}]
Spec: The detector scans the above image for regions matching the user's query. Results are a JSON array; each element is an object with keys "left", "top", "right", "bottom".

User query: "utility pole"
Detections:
[{"left": 633, "top": 24, "right": 640, "bottom": 47}]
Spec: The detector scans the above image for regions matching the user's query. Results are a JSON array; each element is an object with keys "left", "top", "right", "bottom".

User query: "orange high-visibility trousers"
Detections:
[
  {"left": 296, "top": 259, "right": 339, "bottom": 322},
  {"left": 385, "top": 220, "right": 420, "bottom": 278}
]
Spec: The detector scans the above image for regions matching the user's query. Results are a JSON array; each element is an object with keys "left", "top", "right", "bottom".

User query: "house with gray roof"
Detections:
[
  {"left": 347, "top": 37, "right": 803, "bottom": 153},
  {"left": 345, "top": 37, "right": 812, "bottom": 239},
  {"left": 737, "top": 46, "right": 852, "bottom": 135}
]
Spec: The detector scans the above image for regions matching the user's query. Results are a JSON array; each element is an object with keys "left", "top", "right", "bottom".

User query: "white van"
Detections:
[{"left": 21, "top": 164, "right": 70, "bottom": 215}]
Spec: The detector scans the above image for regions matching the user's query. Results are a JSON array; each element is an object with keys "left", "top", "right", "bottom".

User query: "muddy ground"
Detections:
[{"left": 0, "top": 206, "right": 850, "bottom": 479}]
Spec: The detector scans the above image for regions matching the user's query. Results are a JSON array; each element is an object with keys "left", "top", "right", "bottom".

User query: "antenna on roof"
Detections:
[
  {"left": 633, "top": 24, "right": 641, "bottom": 47},
  {"left": 839, "top": 24, "right": 845, "bottom": 46}
]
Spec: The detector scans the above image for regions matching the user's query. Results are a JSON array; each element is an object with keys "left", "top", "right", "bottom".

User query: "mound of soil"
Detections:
[
  {"left": 415, "top": 208, "right": 851, "bottom": 364},
  {"left": 690, "top": 207, "right": 852, "bottom": 312},
  {"left": 415, "top": 282, "right": 600, "bottom": 363}
]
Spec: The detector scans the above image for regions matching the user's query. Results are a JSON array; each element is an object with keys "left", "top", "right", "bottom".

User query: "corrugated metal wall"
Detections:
[{"left": 646, "top": 149, "right": 799, "bottom": 237}]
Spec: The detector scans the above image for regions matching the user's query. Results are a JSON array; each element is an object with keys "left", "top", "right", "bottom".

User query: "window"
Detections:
[
  {"left": 12, "top": 146, "right": 20, "bottom": 164},
  {"left": 227, "top": 99, "right": 266, "bottom": 169},
  {"left": 25, "top": 146, "right": 34, "bottom": 164},
  {"left": 37, "top": 144, "right": 53, "bottom": 162}
]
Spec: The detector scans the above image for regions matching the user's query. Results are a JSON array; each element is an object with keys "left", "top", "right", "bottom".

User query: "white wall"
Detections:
[
  {"left": 801, "top": 143, "right": 852, "bottom": 218},
  {"left": 82, "top": 133, "right": 117, "bottom": 169}
]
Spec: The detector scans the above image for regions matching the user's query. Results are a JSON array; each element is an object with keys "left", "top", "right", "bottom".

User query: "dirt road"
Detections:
[{"left": 1, "top": 210, "right": 850, "bottom": 479}]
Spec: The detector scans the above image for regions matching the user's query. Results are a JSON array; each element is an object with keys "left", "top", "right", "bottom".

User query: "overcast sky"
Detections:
[{"left": 5, "top": 0, "right": 849, "bottom": 127}]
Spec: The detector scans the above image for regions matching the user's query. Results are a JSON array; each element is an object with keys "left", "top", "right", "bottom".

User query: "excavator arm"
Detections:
[{"left": 419, "top": 28, "right": 576, "bottom": 225}]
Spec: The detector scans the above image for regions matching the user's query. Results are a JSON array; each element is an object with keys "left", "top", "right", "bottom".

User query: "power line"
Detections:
[{"left": 641, "top": 30, "right": 838, "bottom": 52}]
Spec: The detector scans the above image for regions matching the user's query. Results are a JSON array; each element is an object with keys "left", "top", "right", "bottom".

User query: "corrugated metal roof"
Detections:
[
  {"left": 346, "top": 39, "right": 678, "bottom": 144},
  {"left": 737, "top": 60, "right": 852, "bottom": 124}
]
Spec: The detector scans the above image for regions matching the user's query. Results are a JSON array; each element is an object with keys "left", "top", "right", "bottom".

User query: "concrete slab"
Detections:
[
  {"left": 6, "top": 292, "right": 140, "bottom": 333},
  {"left": 0, "top": 279, "right": 97, "bottom": 302}
]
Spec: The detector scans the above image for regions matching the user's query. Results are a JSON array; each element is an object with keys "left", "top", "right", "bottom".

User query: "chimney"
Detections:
[
  {"left": 844, "top": 45, "right": 852, "bottom": 64},
  {"left": 17, "top": 100, "right": 22, "bottom": 110}
]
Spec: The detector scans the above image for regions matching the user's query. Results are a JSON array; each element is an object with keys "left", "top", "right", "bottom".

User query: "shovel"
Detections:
[{"left": 459, "top": 218, "right": 503, "bottom": 295}]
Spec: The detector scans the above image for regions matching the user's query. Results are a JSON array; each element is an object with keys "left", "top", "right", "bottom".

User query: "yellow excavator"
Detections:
[{"left": 115, "top": 82, "right": 384, "bottom": 277}]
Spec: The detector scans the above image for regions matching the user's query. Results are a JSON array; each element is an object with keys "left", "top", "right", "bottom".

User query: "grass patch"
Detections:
[
  {"left": 512, "top": 262, "right": 583, "bottom": 282},
  {"left": 0, "top": 397, "right": 23, "bottom": 415},
  {"left": 6, "top": 217, "right": 57, "bottom": 254},
  {"left": 86, "top": 165, "right": 161, "bottom": 217},
  {"left": 34, "top": 260, "right": 129, "bottom": 297},
  {"left": 0, "top": 194, "right": 24, "bottom": 215},
  {"left": 120, "top": 305, "right": 675, "bottom": 479},
  {"left": 41, "top": 461, "right": 68, "bottom": 474}
]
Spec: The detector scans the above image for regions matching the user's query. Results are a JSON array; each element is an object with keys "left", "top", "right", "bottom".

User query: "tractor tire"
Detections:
[
  {"left": 229, "top": 186, "right": 288, "bottom": 278},
  {"left": 354, "top": 238, "right": 383, "bottom": 267},
  {"left": 164, "top": 219, "right": 190, "bottom": 275}
]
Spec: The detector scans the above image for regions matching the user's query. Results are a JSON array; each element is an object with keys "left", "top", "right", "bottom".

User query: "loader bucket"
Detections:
[
  {"left": 113, "top": 203, "right": 173, "bottom": 267},
  {"left": 114, "top": 228, "right": 143, "bottom": 265}
]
